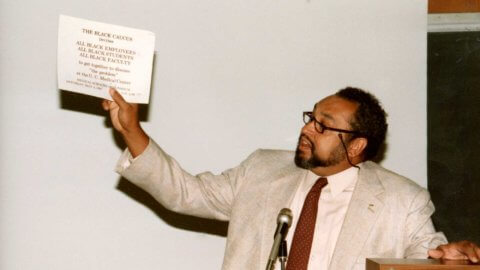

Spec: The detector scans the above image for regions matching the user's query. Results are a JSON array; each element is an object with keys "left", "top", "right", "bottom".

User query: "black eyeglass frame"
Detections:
[{"left": 302, "top": 111, "right": 362, "bottom": 135}]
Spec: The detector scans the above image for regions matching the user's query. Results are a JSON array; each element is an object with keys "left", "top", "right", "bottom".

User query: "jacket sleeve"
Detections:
[
  {"left": 115, "top": 139, "right": 259, "bottom": 221},
  {"left": 403, "top": 188, "right": 448, "bottom": 258}
]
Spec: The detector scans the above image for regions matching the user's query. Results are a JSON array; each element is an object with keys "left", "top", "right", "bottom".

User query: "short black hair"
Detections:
[{"left": 335, "top": 87, "right": 388, "bottom": 161}]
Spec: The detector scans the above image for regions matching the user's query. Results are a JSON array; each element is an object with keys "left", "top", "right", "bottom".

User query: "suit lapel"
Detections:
[
  {"left": 259, "top": 165, "right": 307, "bottom": 268},
  {"left": 329, "top": 162, "right": 385, "bottom": 270}
]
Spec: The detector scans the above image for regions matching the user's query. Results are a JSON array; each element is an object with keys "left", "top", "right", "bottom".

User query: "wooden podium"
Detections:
[{"left": 366, "top": 258, "right": 480, "bottom": 270}]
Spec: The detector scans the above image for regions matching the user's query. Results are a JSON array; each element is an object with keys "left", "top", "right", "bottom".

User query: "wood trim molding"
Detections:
[{"left": 429, "top": 0, "right": 480, "bottom": 13}]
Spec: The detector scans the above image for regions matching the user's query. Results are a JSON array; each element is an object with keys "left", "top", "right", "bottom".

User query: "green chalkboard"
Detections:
[{"left": 428, "top": 31, "right": 480, "bottom": 244}]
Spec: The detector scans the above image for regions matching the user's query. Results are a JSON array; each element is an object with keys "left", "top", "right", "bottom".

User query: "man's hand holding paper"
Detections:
[{"left": 102, "top": 88, "right": 148, "bottom": 158}]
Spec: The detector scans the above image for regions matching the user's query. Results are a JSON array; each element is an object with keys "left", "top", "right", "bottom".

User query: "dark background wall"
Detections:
[{"left": 427, "top": 31, "right": 480, "bottom": 243}]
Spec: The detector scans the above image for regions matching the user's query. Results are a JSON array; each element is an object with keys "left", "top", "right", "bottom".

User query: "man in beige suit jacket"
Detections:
[{"left": 103, "top": 87, "right": 480, "bottom": 269}]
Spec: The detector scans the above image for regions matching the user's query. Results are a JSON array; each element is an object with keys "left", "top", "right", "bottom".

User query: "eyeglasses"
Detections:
[{"left": 302, "top": 111, "right": 360, "bottom": 135}]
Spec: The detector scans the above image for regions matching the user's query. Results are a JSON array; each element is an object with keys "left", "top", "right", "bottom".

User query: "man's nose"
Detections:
[{"left": 301, "top": 121, "right": 316, "bottom": 134}]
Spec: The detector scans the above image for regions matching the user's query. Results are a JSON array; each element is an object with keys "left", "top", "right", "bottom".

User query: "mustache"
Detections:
[{"left": 298, "top": 134, "right": 314, "bottom": 146}]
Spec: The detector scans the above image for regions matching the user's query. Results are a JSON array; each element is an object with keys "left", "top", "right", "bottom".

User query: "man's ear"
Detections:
[{"left": 348, "top": 137, "right": 368, "bottom": 159}]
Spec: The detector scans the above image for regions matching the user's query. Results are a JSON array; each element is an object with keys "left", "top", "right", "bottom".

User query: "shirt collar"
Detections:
[{"left": 306, "top": 166, "right": 359, "bottom": 197}]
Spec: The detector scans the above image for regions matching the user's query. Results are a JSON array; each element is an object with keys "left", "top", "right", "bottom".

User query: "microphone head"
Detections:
[{"left": 277, "top": 208, "right": 293, "bottom": 227}]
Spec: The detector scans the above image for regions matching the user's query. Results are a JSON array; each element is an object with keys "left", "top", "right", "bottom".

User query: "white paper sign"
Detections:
[{"left": 57, "top": 15, "right": 155, "bottom": 104}]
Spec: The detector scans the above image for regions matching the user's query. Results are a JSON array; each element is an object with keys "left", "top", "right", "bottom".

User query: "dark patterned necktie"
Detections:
[{"left": 286, "top": 177, "right": 328, "bottom": 270}]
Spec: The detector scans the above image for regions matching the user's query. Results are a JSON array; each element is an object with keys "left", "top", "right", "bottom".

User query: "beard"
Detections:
[{"left": 294, "top": 135, "right": 345, "bottom": 170}]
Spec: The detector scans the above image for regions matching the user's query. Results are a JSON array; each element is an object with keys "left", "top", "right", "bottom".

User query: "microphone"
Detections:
[{"left": 266, "top": 208, "right": 293, "bottom": 270}]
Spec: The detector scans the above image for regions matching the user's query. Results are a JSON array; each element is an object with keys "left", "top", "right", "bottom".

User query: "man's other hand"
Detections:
[{"left": 428, "top": 240, "right": 480, "bottom": 263}]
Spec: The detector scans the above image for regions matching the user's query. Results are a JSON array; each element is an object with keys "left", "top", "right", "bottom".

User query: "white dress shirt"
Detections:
[{"left": 283, "top": 166, "right": 359, "bottom": 270}]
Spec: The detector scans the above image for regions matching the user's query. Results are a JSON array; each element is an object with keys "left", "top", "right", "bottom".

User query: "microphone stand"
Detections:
[
  {"left": 278, "top": 240, "right": 288, "bottom": 270},
  {"left": 265, "top": 208, "right": 292, "bottom": 270},
  {"left": 266, "top": 233, "right": 282, "bottom": 270},
  {"left": 265, "top": 239, "right": 289, "bottom": 270}
]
